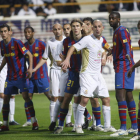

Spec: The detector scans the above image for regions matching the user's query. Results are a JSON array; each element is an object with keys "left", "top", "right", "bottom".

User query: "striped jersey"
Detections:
[
  {"left": 112, "top": 25, "right": 134, "bottom": 73},
  {"left": 0, "top": 38, "right": 28, "bottom": 81},
  {"left": 62, "top": 37, "right": 82, "bottom": 72},
  {"left": 24, "top": 39, "right": 48, "bottom": 80}
]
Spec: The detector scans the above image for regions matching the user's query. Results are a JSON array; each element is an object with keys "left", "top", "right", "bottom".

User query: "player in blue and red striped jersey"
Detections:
[
  {"left": 22, "top": 26, "right": 50, "bottom": 127},
  {"left": 52, "top": 19, "right": 83, "bottom": 134},
  {"left": 0, "top": 24, "right": 38, "bottom": 131},
  {"left": 128, "top": 20, "right": 140, "bottom": 140},
  {"left": 109, "top": 12, "right": 137, "bottom": 137}
]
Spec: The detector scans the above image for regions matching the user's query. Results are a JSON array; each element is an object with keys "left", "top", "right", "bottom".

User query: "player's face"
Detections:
[
  {"left": 9, "top": 28, "right": 13, "bottom": 37},
  {"left": 0, "top": 27, "right": 11, "bottom": 40},
  {"left": 24, "top": 28, "right": 34, "bottom": 40},
  {"left": 53, "top": 24, "right": 63, "bottom": 38},
  {"left": 71, "top": 22, "right": 82, "bottom": 36},
  {"left": 109, "top": 14, "right": 120, "bottom": 28},
  {"left": 93, "top": 21, "right": 103, "bottom": 38},
  {"left": 63, "top": 24, "right": 71, "bottom": 37},
  {"left": 83, "top": 20, "right": 93, "bottom": 35}
]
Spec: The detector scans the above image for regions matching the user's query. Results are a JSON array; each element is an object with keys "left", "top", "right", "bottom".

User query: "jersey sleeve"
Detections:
[
  {"left": 42, "top": 42, "right": 50, "bottom": 60},
  {"left": 119, "top": 29, "right": 131, "bottom": 55},
  {"left": 102, "top": 36, "right": 110, "bottom": 51},
  {"left": 73, "top": 36, "right": 88, "bottom": 51},
  {"left": 17, "top": 40, "right": 28, "bottom": 55}
]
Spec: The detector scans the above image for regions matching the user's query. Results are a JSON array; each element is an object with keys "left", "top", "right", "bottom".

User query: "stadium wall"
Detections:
[{"left": 0, "top": 11, "right": 140, "bottom": 90}]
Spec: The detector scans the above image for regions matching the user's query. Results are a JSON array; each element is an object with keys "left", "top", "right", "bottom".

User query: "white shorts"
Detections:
[
  {"left": 80, "top": 73, "right": 109, "bottom": 98},
  {"left": 59, "top": 71, "right": 68, "bottom": 97},
  {"left": 49, "top": 68, "right": 61, "bottom": 97},
  {"left": 73, "top": 89, "right": 80, "bottom": 97},
  {"left": 0, "top": 66, "right": 7, "bottom": 93}
]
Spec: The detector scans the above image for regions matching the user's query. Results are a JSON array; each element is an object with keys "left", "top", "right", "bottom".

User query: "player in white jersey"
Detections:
[
  {"left": 32, "top": 23, "right": 65, "bottom": 123},
  {"left": 0, "top": 28, "right": 19, "bottom": 126},
  {"left": 48, "top": 23, "right": 74, "bottom": 130},
  {"left": 61, "top": 20, "right": 116, "bottom": 134}
]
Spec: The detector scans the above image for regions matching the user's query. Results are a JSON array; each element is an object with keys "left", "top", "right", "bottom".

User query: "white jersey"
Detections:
[
  {"left": 42, "top": 36, "right": 65, "bottom": 70},
  {"left": 73, "top": 34, "right": 104, "bottom": 75}
]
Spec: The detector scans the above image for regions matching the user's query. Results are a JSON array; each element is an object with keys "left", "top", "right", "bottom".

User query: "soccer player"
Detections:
[
  {"left": 61, "top": 20, "right": 116, "bottom": 134},
  {"left": 0, "top": 27, "right": 19, "bottom": 126},
  {"left": 49, "top": 23, "right": 74, "bottom": 128},
  {"left": 22, "top": 26, "right": 50, "bottom": 127},
  {"left": 108, "top": 12, "right": 137, "bottom": 137},
  {"left": 51, "top": 19, "right": 83, "bottom": 134},
  {"left": 128, "top": 20, "right": 140, "bottom": 140},
  {"left": 0, "top": 24, "right": 38, "bottom": 131},
  {"left": 32, "top": 23, "right": 65, "bottom": 123}
]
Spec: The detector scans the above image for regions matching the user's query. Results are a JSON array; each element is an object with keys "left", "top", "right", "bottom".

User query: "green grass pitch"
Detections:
[{"left": 0, "top": 90, "right": 139, "bottom": 140}]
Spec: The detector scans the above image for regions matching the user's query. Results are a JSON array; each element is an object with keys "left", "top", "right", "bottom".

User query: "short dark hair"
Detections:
[
  {"left": 0, "top": 24, "right": 10, "bottom": 31},
  {"left": 109, "top": 11, "right": 120, "bottom": 19},
  {"left": 83, "top": 17, "right": 94, "bottom": 24},
  {"left": 24, "top": 26, "right": 34, "bottom": 32}
]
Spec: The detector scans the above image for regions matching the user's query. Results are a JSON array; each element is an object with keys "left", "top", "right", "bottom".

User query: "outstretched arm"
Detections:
[{"left": 61, "top": 46, "right": 75, "bottom": 70}]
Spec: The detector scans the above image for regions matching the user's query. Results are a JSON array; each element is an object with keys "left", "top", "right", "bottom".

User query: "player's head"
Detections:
[
  {"left": 0, "top": 24, "right": 11, "bottom": 40},
  {"left": 109, "top": 12, "right": 120, "bottom": 28},
  {"left": 93, "top": 20, "right": 104, "bottom": 39},
  {"left": 137, "top": 20, "right": 140, "bottom": 34},
  {"left": 63, "top": 23, "right": 71, "bottom": 37},
  {"left": 52, "top": 23, "right": 63, "bottom": 38},
  {"left": 70, "top": 19, "right": 83, "bottom": 39},
  {"left": 83, "top": 17, "right": 93, "bottom": 35},
  {"left": 24, "top": 26, "right": 34, "bottom": 41}
]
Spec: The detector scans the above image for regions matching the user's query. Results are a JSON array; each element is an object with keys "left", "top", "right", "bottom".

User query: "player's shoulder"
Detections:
[
  {"left": 119, "top": 25, "right": 128, "bottom": 32},
  {"left": 48, "top": 37, "right": 56, "bottom": 43},
  {"left": 37, "top": 39, "right": 46, "bottom": 45},
  {"left": 12, "top": 38, "right": 23, "bottom": 44}
]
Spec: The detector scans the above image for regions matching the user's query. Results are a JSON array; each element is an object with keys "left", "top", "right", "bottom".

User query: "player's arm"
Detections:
[
  {"left": 0, "top": 57, "right": 6, "bottom": 72},
  {"left": 25, "top": 51, "right": 33, "bottom": 79},
  {"left": 119, "top": 29, "right": 131, "bottom": 64},
  {"left": 101, "top": 51, "right": 106, "bottom": 66},
  {"left": 32, "top": 58, "right": 47, "bottom": 72},
  {"left": 127, "top": 60, "right": 140, "bottom": 77},
  {"left": 61, "top": 46, "right": 75, "bottom": 70},
  {"left": 56, "top": 53, "right": 66, "bottom": 66}
]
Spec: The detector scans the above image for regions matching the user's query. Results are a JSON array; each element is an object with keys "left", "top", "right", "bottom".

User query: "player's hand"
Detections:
[
  {"left": 126, "top": 54, "right": 131, "bottom": 64},
  {"left": 26, "top": 68, "right": 32, "bottom": 79},
  {"left": 59, "top": 53, "right": 65, "bottom": 60},
  {"left": 32, "top": 68, "right": 36, "bottom": 73},
  {"left": 127, "top": 67, "right": 134, "bottom": 77},
  {"left": 61, "top": 59, "right": 70, "bottom": 70},
  {"left": 101, "top": 58, "right": 106, "bottom": 66},
  {"left": 107, "top": 55, "right": 113, "bottom": 63}
]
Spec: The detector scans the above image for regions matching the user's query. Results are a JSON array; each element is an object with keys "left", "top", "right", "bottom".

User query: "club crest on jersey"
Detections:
[
  {"left": 11, "top": 46, "right": 15, "bottom": 50},
  {"left": 97, "top": 51, "right": 102, "bottom": 58},
  {"left": 84, "top": 90, "right": 88, "bottom": 94},
  {"left": 35, "top": 47, "right": 39, "bottom": 51}
]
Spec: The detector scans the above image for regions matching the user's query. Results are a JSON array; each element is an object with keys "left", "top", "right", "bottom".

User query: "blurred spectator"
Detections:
[
  {"left": 8, "top": 5, "right": 18, "bottom": 16},
  {"left": 53, "top": 0, "right": 64, "bottom": 13},
  {"left": 35, "top": 7, "right": 47, "bottom": 17},
  {"left": 64, "top": 0, "right": 80, "bottom": 13},
  {"left": 127, "top": 1, "right": 140, "bottom": 11},
  {"left": 119, "top": 2, "right": 129, "bottom": 11},
  {"left": 31, "top": 0, "right": 45, "bottom": 10},
  {"left": 42, "top": 0, "right": 53, "bottom": 4},
  {"left": 44, "top": 2, "right": 56, "bottom": 15},
  {"left": 98, "top": 0, "right": 119, "bottom": 13},
  {"left": 18, "top": 3, "right": 36, "bottom": 16}
]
